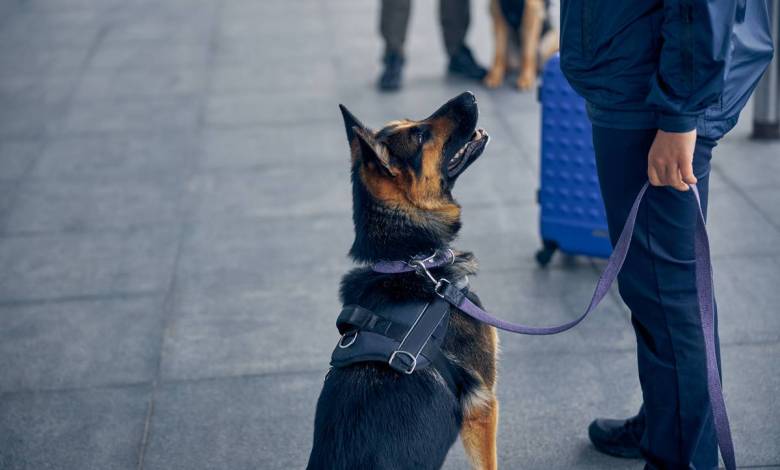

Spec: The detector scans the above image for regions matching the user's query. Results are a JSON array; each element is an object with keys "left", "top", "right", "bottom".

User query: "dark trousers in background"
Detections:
[
  {"left": 592, "top": 126, "right": 720, "bottom": 470},
  {"left": 380, "top": 0, "right": 470, "bottom": 57}
]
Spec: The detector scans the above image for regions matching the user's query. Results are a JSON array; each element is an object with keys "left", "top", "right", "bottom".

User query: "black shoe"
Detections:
[
  {"left": 447, "top": 45, "right": 487, "bottom": 80},
  {"left": 378, "top": 51, "right": 404, "bottom": 92},
  {"left": 588, "top": 413, "right": 644, "bottom": 459}
]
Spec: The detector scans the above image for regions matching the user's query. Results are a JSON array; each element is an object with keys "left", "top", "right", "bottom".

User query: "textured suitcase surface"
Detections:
[{"left": 537, "top": 55, "right": 611, "bottom": 263}]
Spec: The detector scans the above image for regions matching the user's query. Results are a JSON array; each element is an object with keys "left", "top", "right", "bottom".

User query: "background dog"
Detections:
[
  {"left": 484, "top": 0, "right": 560, "bottom": 90},
  {"left": 307, "top": 92, "right": 499, "bottom": 470}
]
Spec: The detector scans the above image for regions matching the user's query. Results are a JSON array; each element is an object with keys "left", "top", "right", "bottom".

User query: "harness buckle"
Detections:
[
  {"left": 337, "top": 330, "right": 358, "bottom": 349},
  {"left": 388, "top": 350, "right": 417, "bottom": 374}
]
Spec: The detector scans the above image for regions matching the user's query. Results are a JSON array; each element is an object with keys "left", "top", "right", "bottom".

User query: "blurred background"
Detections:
[{"left": 0, "top": 0, "right": 778, "bottom": 469}]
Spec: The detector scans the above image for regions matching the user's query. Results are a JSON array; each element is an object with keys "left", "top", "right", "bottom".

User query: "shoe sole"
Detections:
[{"left": 590, "top": 440, "right": 642, "bottom": 459}]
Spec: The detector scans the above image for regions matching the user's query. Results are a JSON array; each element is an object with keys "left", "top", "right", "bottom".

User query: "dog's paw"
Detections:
[
  {"left": 515, "top": 72, "right": 536, "bottom": 91},
  {"left": 483, "top": 68, "right": 504, "bottom": 89}
]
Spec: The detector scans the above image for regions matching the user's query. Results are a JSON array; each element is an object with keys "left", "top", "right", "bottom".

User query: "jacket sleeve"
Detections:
[{"left": 645, "top": 0, "right": 739, "bottom": 132}]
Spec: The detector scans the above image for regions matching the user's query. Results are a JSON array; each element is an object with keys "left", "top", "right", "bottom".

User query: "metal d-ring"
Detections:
[
  {"left": 338, "top": 331, "right": 358, "bottom": 349},
  {"left": 388, "top": 350, "right": 417, "bottom": 374}
]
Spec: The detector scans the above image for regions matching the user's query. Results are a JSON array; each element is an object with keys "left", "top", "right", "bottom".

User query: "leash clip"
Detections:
[{"left": 409, "top": 258, "right": 439, "bottom": 285}]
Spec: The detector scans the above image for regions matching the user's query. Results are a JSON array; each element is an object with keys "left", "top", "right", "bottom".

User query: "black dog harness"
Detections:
[
  {"left": 330, "top": 251, "right": 465, "bottom": 393},
  {"left": 331, "top": 298, "right": 450, "bottom": 375}
]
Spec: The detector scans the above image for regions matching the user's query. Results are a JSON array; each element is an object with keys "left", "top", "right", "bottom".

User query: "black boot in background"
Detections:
[
  {"left": 378, "top": 51, "right": 404, "bottom": 92},
  {"left": 447, "top": 45, "right": 487, "bottom": 81}
]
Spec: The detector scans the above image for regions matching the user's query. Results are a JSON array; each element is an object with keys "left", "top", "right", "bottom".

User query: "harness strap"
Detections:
[
  {"left": 335, "top": 302, "right": 451, "bottom": 376},
  {"left": 337, "top": 305, "right": 409, "bottom": 339},
  {"left": 388, "top": 297, "right": 451, "bottom": 374}
]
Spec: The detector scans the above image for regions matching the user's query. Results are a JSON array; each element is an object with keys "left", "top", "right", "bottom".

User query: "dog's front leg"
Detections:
[
  {"left": 517, "top": 0, "right": 545, "bottom": 90},
  {"left": 484, "top": 1, "right": 509, "bottom": 89},
  {"left": 461, "top": 393, "right": 499, "bottom": 470}
]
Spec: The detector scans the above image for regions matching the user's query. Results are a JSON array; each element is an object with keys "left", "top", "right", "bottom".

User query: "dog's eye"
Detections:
[{"left": 415, "top": 129, "right": 425, "bottom": 146}]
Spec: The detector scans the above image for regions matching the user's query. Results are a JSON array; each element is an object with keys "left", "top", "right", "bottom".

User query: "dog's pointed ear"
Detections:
[
  {"left": 353, "top": 125, "right": 397, "bottom": 176},
  {"left": 339, "top": 104, "right": 396, "bottom": 176},
  {"left": 339, "top": 104, "right": 364, "bottom": 143}
]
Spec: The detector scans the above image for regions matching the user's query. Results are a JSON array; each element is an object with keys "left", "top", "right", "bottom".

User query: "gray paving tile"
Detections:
[
  {"left": 0, "top": 182, "right": 16, "bottom": 220},
  {"left": 205, "top": 90, "right": 336, "bottom": 127},
  {"left": 458, "top": 202, "right": 545, "bottom": 271},
  {"left": 144, "top": 373, "right": 321, "bottom": 470},
  {"left": 214, "top": 34, "right": 333, "bottom": 68},
  {"left": 0, "top": 45, "right": 89, "bottom": 77},
  {"left": 176, "top": 214, "right": 352, "bottom": 294},
  {"left": 72, "top": 67, "right": 206, "bottom": 100},
  {"left": 218, "top": 14, "right": 325, "bottom": 40},
  {"left": 87, "top": 40, "right": 209, "bottom": 70},
  {"left": 211, "top": 61, "right": 338, "bottom": 94},
  {"left": 187, "top": 165, "right": 351, "bottom": 220},
  {"left": 100, "top": 3, "right": 216, "bottom": 45},
  {"left": 162, "top": 280, "right": 337, "bottom": 381},
  {"left": 3, "top": 177, "right": 181, "bottom": 233},
  {"left": 456, "top": 151, "right": 538, "bottom": 207},
  {"left": 0, "top": 1, "right": 17, "bottom": 24},
  {"left": 0, "top": 227, "right": 178, "bottom": 301},
  {"left": 722, "top": 342, "right": 780, "bottom": 467},
  {"left": 0, "top": 140, "right": 42, "bottom": 181},
  {"left": 0, "top": 10, "right": 101, "bottom": 49},
  {"left": 715, "top": 255, "right": 780, "bottom": 345},
  {"left": 708, "top": 188, "right": 780, "bottom": 258},
  {"left": 0, "top": 296, "right": 163, "bottom": 392},
  {"left": 10, "top": 0, "right": 126, "bottom": 14},
  {"left": 53, "top": 96, "right": 200, "bottom": 135},
  {"left": 0, "top": 98, "right": 63, "bottom": 138},
  {"left": 0, "top": 73, "right": 78, "bottom": 106},
  {"left": 713, "top": 137, "right": 780, "bottom": 190},
  {"left": 446, "top": 349, "right": 645, "bottom": 470},
  {"left": 0, "top": 385, "right": 149, "bottom": 470},
  {"left": 31, "top": 132, "right": 197, "bottom": 180},
  {"left": 200, "top": 123, "right": 345, "bottom": 170},
  {"left": 746, "top": 187, "right": 780, "bottom": 229}
]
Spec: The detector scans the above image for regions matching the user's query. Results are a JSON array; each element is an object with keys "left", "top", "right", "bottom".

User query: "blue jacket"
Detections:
[{"left": 560, "top": 0, "right": 774, "bottom": 140}]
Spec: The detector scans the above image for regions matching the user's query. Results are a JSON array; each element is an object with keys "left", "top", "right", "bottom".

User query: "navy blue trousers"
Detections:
[{"left": 591, "top": 126, "right": 721, "bottom": 470}]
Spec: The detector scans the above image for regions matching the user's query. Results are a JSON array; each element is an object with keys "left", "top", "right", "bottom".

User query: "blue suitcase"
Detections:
[{"left": 535, "top": 55, "right": 611, "bottom": 266}]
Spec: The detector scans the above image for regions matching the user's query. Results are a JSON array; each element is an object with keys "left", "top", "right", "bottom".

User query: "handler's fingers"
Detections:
[
  {"left": 648, "top": 165, "right": 662, "bottom": 186},
  {"left": 660, "top": 163, "right": 687, "bottom": 191},
  {"left": 680, "top": 161, "right": 698, "bottom": 186},
  {"left": 671, "top": 169, "right": 690, "bottom": 192}
]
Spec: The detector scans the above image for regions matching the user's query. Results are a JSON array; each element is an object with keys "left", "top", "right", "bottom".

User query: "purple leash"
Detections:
[{"left": 372, "top": 182, "right": 735, "bottom": 469}]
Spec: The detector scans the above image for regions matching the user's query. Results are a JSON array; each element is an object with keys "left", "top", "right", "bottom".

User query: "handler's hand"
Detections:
[{"left": 648, "top": 129, "right": 697, "bottom": 192}]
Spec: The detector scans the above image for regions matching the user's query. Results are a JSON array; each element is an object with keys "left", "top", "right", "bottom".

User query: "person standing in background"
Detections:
[
  {"left": 559, "top": 1, "right": 773, "bottom": 468},
  {"left": 378, "top": 0, "right": 487, "bottom": 91}
]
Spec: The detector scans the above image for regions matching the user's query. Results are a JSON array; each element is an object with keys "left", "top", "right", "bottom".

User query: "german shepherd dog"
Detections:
[
  {"left": 484, "top": 0, "right": 560, "bottom": 90},
  {"left": 307, "top": 92, "right": 498, "bottom": 470}
]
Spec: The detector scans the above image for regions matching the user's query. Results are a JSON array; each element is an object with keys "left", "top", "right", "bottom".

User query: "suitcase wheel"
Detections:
[{"left": 535, "top": 240, "right": 558, "bottom": 267}]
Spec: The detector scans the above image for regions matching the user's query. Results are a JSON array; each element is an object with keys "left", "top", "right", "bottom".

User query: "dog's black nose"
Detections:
[{"left": 458, "top": 91, "right": 477, "bottom": 105}]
